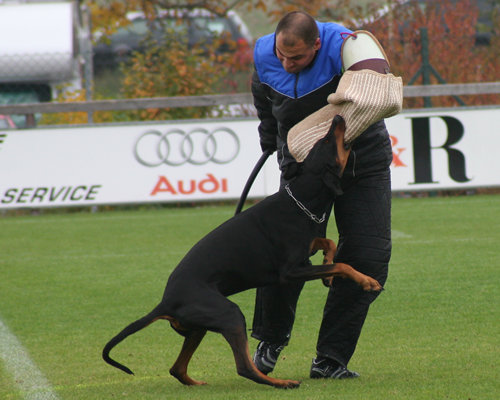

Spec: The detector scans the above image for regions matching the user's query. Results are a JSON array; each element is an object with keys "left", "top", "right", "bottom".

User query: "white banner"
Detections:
[
  {"left": 0, "top": 120, "right": 279, "bottom": 209},
  {"left": 0, "top": 106, "right": 499, "bottom": 209},
  {"left": 386, "top": 106, "right": 500, "bottom": 191}
]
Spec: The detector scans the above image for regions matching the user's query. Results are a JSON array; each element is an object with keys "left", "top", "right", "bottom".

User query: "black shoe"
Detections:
[
  {"left": 310, "top": 357, "right": 360, "bottom": 379},
  {"left": 252, "top": 341, "right": 285, "bottom": 375}
]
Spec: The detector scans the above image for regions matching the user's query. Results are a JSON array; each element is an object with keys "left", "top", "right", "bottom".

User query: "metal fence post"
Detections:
[
  {"left": 82, "top": 3, "right": 93, "bottom": 124},
  {"left": 420, "top": 28, "right": 432, "bottom": 107},
  {"left": 408, "top": 27, "right": 465, "bottom": 107}
]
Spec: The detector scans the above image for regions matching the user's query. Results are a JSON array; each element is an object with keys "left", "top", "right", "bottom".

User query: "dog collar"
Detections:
[{"left": 285, "top": 184, "right": 326, "bottom": 224}]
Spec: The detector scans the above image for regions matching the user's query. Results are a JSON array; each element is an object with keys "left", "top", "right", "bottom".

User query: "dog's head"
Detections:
[
  {"left": 285, "top": 115, "right": 347, "bottom": 197},
  {"left": 303, "top": 115, "right": 346, "bottom": 169}
]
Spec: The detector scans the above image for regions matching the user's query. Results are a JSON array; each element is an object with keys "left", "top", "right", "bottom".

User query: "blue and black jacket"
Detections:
[
  {"left": 252, "top": 22, "right": 349, "bottom": 151},
  {"left": 252, "top": 22, "right": 392, "bottom": 180}
]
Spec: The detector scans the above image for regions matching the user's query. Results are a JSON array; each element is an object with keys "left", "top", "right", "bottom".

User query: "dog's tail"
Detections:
[{"left": 102, "top": 306, "right": 163, "bottom": 375}]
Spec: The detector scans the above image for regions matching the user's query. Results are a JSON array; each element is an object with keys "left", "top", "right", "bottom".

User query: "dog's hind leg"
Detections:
[{"left": 168, "top": 328, "right": 207, "bottom": 386}]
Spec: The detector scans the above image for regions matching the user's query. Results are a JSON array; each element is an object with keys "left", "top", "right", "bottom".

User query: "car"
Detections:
[
  {"left": 93, "top": 9, "right": 253, "bottom": 72},
  {"left": 0, "top": 87, "right": 44, "bottom": 128},
  {"left": 0, "top": 114, "right": 16, "bottom": 129}
]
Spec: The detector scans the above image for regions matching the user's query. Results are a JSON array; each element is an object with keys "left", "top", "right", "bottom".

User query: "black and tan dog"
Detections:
[{"left": 102, "top": 116, "right": 382, "bottom": 389}]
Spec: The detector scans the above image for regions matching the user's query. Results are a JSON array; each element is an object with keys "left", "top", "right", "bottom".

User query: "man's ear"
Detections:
[{"left": 314, "top": 37, "right": 321, "bottom": 51}]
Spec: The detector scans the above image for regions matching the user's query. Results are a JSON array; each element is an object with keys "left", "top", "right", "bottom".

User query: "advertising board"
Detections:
[{"left": 0, "top": 106, "right": 498, "bottom": 209}]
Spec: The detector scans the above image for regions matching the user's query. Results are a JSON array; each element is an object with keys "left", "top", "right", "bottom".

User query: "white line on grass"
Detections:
[
  {"left": 394, "top": 237, "right": 496, "bottom": 245},
  {"left": 1, "top": 208, "right": 232, "bottom": 225},
  {"left": 51, "top": 374, "right": 170, "bottom": 391},
  {"left": 0, "top": 318, "right": 59, "bottom": 400},
  {"left": 392, "top": 230, "right": 412, "bottom": 239}
]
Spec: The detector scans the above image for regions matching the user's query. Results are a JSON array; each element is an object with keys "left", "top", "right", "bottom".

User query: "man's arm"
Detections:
[{"left": 251, "top": 70, "right": 278, "bottom": 153}]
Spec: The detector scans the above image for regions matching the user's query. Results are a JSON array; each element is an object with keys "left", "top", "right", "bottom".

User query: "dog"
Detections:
[{"left": 102, "top": 116, "right": 382, "bottom": 389}]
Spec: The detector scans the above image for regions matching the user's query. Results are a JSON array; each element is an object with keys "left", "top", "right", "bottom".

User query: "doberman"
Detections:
[{"left": 102, "top": 116, "right": 382, "bottom": 389}]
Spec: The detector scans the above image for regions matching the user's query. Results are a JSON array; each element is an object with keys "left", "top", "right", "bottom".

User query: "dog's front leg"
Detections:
[
  {"left": 284, "top": 262, "right": 382, "bottom": 292},
  {"left": 327, "top": 262, "right": 383, "bottom": 291},
  {"left": 309, "top": 238, "right": 337, "bottom": 286},
  {"left": 309, "top": 237, "right": 336, "bottom": 264},
  {"left": 221, "top": 326, "right": 301, "bottom": 389}
]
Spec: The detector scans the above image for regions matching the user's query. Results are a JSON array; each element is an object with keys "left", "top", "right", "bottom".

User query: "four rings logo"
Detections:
[{"left": 134, "top": 127, "right": 240, "bottom": 167}]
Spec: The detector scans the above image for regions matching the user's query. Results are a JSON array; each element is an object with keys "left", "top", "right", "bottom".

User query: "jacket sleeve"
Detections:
[{"left": 251, "top": 70, "right": 278, "bottom": 153}]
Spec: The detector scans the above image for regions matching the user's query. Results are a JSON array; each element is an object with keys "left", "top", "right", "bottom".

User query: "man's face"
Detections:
[{"left": 275, "top": 32, "right": 321, "bottom": 74}]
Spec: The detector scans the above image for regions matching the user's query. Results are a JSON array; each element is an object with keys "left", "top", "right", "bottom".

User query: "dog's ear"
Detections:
[
  {"left": 322, "top": 164, "right": 343, "bottom": 197},
  {"left": 283, "top": 162, "right": 302, "bottom": 180}
]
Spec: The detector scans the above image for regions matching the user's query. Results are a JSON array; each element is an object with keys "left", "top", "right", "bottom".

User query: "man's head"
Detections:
[{"left": 275, "top": 11, "right": 320, "bottom": 74}]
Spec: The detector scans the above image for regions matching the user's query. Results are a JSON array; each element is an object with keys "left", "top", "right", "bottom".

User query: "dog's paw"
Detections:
[
  {"left": 322, "top": 277, "right": 333, "bottom": 287},
  {"left": 362, "top": 277, "right": 383, "bottom": 292},
  {"left": 275, "top": 379, "right": 301, "bottom": 389},
  {"left": 170, "top": 369, "right": 207, "bottom": 386}
]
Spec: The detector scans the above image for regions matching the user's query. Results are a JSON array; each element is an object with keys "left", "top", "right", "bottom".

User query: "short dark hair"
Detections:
[{"left": 275, "top": 11, "right": 319, "bottom": 47}]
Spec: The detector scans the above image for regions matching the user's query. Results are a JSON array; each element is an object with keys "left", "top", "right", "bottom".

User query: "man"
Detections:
[{"left": 251, "top": 11, "right": 393, "bottom": 379}]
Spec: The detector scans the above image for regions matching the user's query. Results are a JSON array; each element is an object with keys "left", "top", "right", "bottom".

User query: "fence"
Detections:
[{"left": 1, "top": 82, "right": 500, "bottom": 129}]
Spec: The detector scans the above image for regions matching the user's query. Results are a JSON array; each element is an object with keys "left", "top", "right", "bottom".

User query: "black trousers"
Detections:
[{"left": 252, "top": 125, "right": 392, "bottom": 367}]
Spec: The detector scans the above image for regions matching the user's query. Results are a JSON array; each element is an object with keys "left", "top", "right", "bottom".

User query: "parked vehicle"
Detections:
[
  {"left": 0, "top": 0, "right": 91, "bottom": 127},
  {"left": 0, "top": 115, "right": 16, "bottom": 130},
  {"left": 93, "top": 9, "right": 253, "bottom": 72}
]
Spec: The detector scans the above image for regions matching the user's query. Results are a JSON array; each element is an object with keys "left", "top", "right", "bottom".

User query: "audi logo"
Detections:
[{"left": 134, "top": 127, "right": 240, "bottom": 167}]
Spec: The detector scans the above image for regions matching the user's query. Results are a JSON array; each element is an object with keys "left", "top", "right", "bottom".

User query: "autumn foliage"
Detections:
[
  {"left": 357, "top": 0, "right": 500, "bottom": 107},
  {"left": 44, "top": 0, "right": 499, "bottom": 125}
]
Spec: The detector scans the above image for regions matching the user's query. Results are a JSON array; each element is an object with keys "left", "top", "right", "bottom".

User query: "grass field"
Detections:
[{"left": 1, "top": 194, "right": 499, "bottom": 399}]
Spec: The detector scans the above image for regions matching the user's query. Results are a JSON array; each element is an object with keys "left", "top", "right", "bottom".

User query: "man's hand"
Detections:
[{"left": 260, "top": 140, "right": 277, "bottom": 153}]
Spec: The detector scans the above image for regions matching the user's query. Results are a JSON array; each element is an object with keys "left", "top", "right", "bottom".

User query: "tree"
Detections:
[
  {"left": 358, "top": 0, "right": 500, "bottom": 107},
  {"left": 117, "top": 30, "right": 240, "bottom": 120},
  {"left": 44, "top": 0, "right": 498, "bottom": 125}
]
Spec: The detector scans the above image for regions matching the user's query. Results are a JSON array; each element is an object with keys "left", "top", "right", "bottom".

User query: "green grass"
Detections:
[{"left": 1, "top": 194, "right": 499, "bottom": 399}]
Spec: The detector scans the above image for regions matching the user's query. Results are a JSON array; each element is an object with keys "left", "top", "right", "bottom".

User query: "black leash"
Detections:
[{"left": 234, "top": 149, "right": 273, "bottom": 215}]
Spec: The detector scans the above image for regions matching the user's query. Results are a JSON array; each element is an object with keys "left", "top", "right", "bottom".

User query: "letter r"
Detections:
[{"left": 411, "top": 116, "right": 471, "bottom": 184}]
